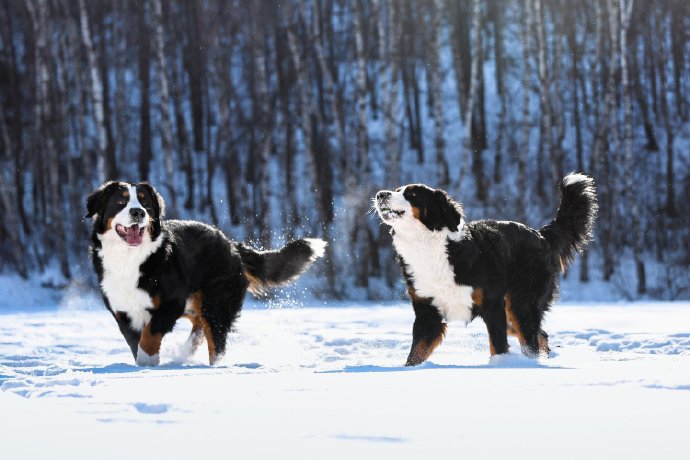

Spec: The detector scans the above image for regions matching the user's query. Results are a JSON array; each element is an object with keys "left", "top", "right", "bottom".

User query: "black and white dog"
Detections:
[
  {"left": 87, "top": 181, "right": 326, "bottom": 366},
  {"left": 374, "top": 174, "right": 597, "bottom": 365}
]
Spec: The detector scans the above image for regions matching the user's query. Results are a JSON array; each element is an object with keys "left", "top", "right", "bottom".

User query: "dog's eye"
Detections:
[
  {"left": 407, "top": 191, "right": 416, "bottom": 198},
  {"left": 116, "top": 199, "right": 126, "bottom": 205}
]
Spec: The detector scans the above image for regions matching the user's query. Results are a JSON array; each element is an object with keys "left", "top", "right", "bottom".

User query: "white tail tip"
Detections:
[
  {"left": 304, "top": 238, "right": 327, "bottom": 259},
  {"left": 563, "top": 173, "right": 591, "bottom": 187}
]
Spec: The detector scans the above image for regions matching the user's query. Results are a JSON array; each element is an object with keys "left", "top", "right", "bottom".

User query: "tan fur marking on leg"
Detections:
[
  {"left": 183, "top": 314, "right": 205, "bottom": 354},
  {"left": 184, "top": 292, "right": 217, "bottom": 364},
  {"left": 407, "top": 324, "right": 447, "bottom": 365},
  {"left": 504, "top": 292, "right": 527, "bottom": 347},
  {"left": 139, "top": 322, "right": 163, "bottom": 356}
]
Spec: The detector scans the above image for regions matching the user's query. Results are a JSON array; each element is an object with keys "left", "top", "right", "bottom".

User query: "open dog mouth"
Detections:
[{"left": 115, "top": 224, "right": 145, "bottom": 246}]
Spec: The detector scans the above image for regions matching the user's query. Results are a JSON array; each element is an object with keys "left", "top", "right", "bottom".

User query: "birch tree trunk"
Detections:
[
  {"left": 285, "top": 0, "right": 337, "bottom": 295},
  {"left": 381, "top": 0, "right": 402, "bottom": 187},
  {"left": 590, "top": 0, "right": 615, "bottom": 281},
  {"left": 533, "top": 0, "right": 557, "bottom": 193},
  {"left": 151, "top": 0, "right": 177, "bottom": 215},
  {"left": 138, "top": 1, "right": 152, "bottom": 181},
  {"left": 353, "top": 0, "right": 372, "bottom": 289},
  {"left": 655, "top": 9, "right": 677, "bottom": 219},
  {"left": 518, "top": 0, "right": 531, "bottom": 224},
  {"left": 429, "top": 0, "right": 449, "bottom": 188},
  {"left": 462, "top": 0, "right": 483, "bottom": 202},
  {"left": 491, "top": 0, "right": 506, "bottom": 183},
  {"left": 0, "top": 104, "right": 27, "bottom": 277},
  {"left": 78, "top": 0, "right": 107, "bottom": 182},
  {"left": 249, "top": 1, "right": 273, "bottom": 247},
  {"left": 620, "top": 0, "right": 645, "bottom": 294},
  {"left": 29, "top": 0, "right": 70, "bottom": 278}
]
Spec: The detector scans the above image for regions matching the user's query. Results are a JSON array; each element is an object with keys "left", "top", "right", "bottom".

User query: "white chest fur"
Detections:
[
  {"left": 97, "top": 230, "right": 164, "bottom": 332},
  {"left": 393, "top": 227, "right": 474, "bottom": 323}
]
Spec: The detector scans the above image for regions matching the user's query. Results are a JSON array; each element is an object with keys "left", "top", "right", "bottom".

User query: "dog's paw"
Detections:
[{"left": 136, "top": 345, "right": 160, "bottom": 367}]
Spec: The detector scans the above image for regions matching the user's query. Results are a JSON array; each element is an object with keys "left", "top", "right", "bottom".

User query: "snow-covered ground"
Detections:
[{"left": 1, "top": 292, "right": 689, "bottom": 459}]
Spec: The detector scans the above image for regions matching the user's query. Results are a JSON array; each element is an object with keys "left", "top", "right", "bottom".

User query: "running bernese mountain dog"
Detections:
[
  {"left": 374, "top": 173, "right": 597, "bottom": 365},
  {"left": 86, "top": 181, "right": 326, "bottom": 366}
]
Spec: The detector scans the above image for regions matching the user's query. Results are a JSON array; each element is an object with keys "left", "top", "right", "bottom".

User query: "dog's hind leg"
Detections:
[
  {"left": 480, "top": 298, "right": 509, "bottom": 356},
  {"left": 185, "top": 320, "right": 206, "bottom": 355},
  {"left": 406, "top": 295, "right": 446, "bottom": 366},
  {"left": 504, "top": 291, "right": 547, "bottom": 357},
  {"left": 200, "top": 274, "right": 248, "bottom": 365}
]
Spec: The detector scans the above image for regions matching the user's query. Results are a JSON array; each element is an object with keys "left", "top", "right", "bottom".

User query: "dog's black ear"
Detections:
[
  {"left": 433, "top": 190, "right": 463, "bottom": 232},
  {"left": 86, "top": 181, "right": 118, "bottom": 218},
  {"left": 136, "top": 182, "right": 165, "bottom": 220}
]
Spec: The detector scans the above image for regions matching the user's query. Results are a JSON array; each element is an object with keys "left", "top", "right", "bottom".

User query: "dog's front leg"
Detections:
[
  {"left": 113, "top": 312, "right": 141, "bottom": 361},
  {"left": 405, "top": 299, "right": 446, "bottom": 366},
  {"left": 136, "top": 300, "right": 184, "bottom": 366}
]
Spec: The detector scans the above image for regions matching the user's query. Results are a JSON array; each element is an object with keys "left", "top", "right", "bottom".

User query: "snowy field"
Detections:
[{"left": 1, "top": 296, "right": 689, "bottom": 459}]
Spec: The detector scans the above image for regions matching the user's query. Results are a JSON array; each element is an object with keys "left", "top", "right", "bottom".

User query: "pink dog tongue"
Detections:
[{"left": 125, "top": 225, "right": 142, "bottom": 245}]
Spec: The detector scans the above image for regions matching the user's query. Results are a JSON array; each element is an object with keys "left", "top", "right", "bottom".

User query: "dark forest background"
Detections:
[{"left": 1, "top": 0, "right": 689, "bottom": 300}]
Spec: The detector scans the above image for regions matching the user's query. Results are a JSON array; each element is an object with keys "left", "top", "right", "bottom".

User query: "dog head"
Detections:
[
  {"left": 374, "top": 184, "right": 463, "bottom": 234},
  {"left": 86, "top": 181, "right": 165, "bottom": 246}
]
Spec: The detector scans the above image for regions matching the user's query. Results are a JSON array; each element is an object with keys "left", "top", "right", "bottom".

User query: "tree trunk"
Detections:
[
  {"left": 655, "top": 9, "right": 677, "bottom": 218},
  {"left": 621, "top": 0, "right": 645, "bottom": 294},
  {"left": 353, "top": 0, "right": 372, "bottom": 289},
  {"left": 79, "top": 0, "right": 107, "bottom": 182},
  {"left": 429, "top": 0, "right": 449, "bottom": 188},
  {"left": 463, "top": 0, "right": 484, "bottom": 202},
  {"left": 518, "top": 0, "right": 531, "bottom": 224},
  {"left": 138, "top": 1, "right": 152, "bottom": 181},
  {"left": 151, "top": 0, "right": 177, "bottom": 215}
]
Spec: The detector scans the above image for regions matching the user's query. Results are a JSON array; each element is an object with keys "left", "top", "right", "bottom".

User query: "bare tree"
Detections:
[
  {"left": 352, "top": 0, "right": 372, "bottom": 289},
  {"left": 517, "top": 0, "right": 531, "bottom": 224},
  {"left": 461, "top": 0, "right": 484, "bottom": 202},
  {"left": 429, "top": 0, "right": 449, "bottom": 188},
  {"left": 151, "top": 0, "right": 177, "bottom": 214},
  {"left": 655, "top": 7, "right": 678, "bottom": 218},
  {"left": 620, "top": 0, "right": 645, "bottom": 294},
  {"left": 78, "top": 0, "right": 107, "bottom": 182}
]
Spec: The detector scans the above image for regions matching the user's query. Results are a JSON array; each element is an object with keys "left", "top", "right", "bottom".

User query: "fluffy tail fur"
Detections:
[
  {"left": 237, "top": 238, "right": 327, "bottom": 296},
  {"left": 539, "top": 173, "right": 598, "bottom": 271}
]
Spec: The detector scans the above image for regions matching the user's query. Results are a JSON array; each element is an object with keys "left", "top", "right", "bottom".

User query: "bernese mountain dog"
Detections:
[
  {"left": 86, "top": 181, "right": 326, "bottom": 366},
  {"left": 374, "top": 173, "right": 597, "bottom": 365}
]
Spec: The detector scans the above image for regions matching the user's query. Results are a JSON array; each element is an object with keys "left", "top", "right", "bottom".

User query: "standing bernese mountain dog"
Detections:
[
  {"left": 86, "top": 181, "right": 326, "bottom": 366},
  {"left": 374, "top": 173, "right": 597, "bottom": 366}
]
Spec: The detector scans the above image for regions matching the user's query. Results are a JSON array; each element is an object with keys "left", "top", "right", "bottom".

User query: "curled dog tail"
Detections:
[
  {"left": 237, "top": 238, "right": 327, "bottom": 296},
  {"left": 539, "top": 173, "right": 598, "bottom": 271}
]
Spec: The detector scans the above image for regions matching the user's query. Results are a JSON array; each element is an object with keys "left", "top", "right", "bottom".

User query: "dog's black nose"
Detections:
[
  {"left": 377, "top": 191, "right": 391, "bottom": 200},
  {"left": 130, "top": 208, "right": 146, "bottom": 221}
]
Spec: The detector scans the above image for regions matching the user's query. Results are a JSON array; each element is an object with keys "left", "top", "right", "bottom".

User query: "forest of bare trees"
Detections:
[{"left": 0, "top": 0, "right": 689, "bottom": 299}]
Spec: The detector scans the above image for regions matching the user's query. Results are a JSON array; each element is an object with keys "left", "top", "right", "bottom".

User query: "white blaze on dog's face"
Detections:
[
  {"left": 86, "top": 181, "right": 165, "bottom": 247},
  {"left": 374, "top": 184, "right": 464, "bottom": 235}
]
